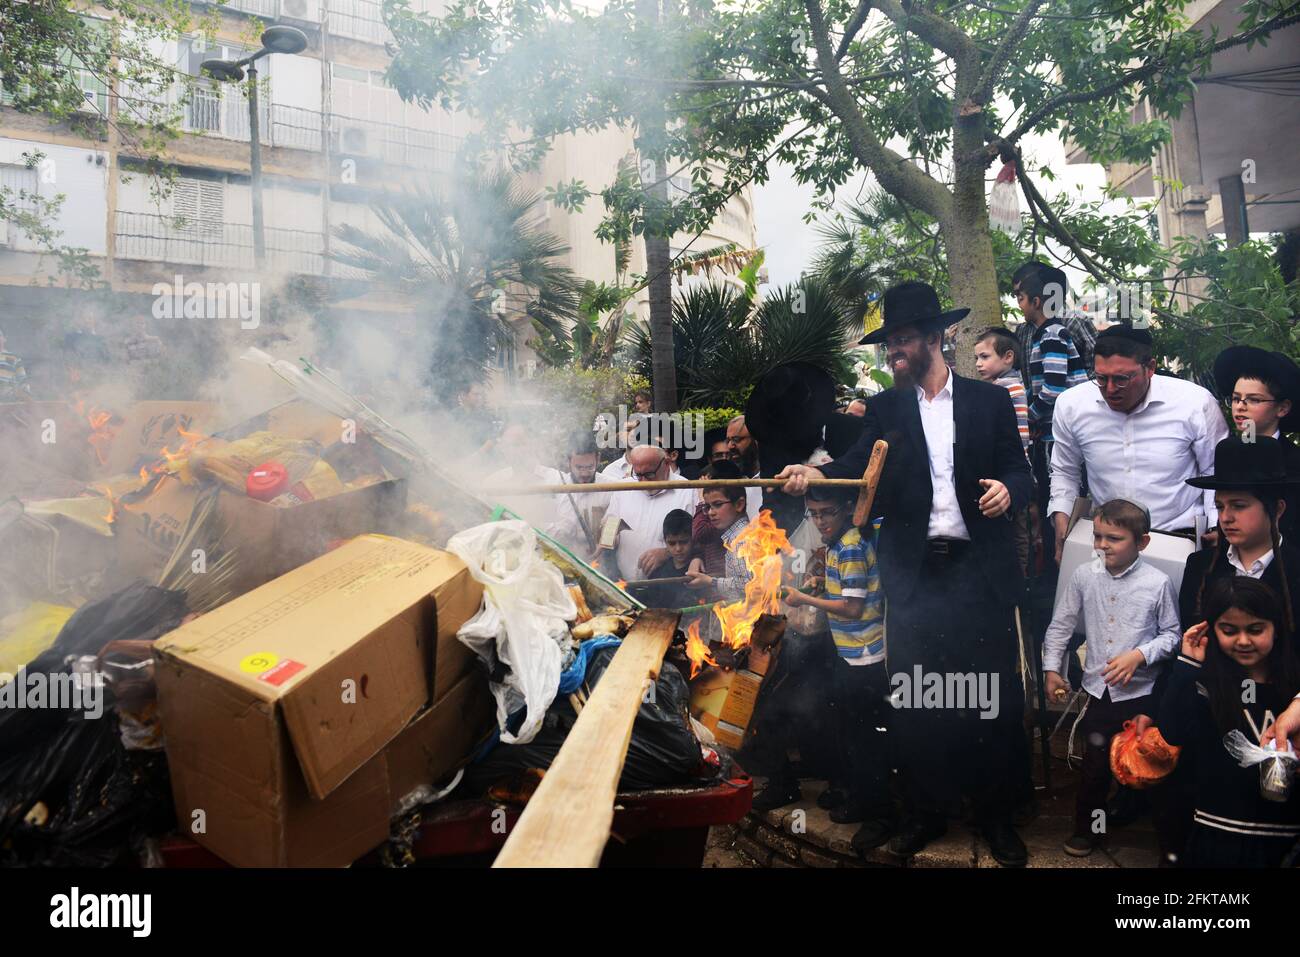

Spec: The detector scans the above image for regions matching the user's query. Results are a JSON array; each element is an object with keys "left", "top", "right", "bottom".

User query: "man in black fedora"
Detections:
[
  {"left": 1213, "top": 345, "right": 1300, "bottom": 535},
  {"left": 777, "top": 280, "right": 1034, "bottom": 865}
]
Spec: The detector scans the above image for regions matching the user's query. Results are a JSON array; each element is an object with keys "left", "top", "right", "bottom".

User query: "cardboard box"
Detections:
[
  {"left": 99, "top": 400, "right": 220, "bottom": 477},
  {"left": 689, "top": 645, "right": 777, "bottom": 750},
  {"left": 386, "top": 669, "right": 497, "bottom": 814},
  {"left": 154, "top": 535, "right": 486, "bottom": 866},
  {"left": 113, "top": 472, "right": 408, "bottom": 599}
]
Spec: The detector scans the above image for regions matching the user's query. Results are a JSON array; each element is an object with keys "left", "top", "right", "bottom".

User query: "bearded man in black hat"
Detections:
[{"left": 777, "top": 280, "right": 1034, "bottom": 865}]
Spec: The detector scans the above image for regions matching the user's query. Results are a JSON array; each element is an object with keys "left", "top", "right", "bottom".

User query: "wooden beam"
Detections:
[
  {"left": 484, "top": 477, "right": 869, "bottom": 496},
  {"left": 493, "top": 608, "right": 681, "bottom": 868}
]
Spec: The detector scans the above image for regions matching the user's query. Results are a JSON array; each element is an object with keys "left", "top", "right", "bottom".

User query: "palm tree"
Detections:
[
  {"left": 629, "top": 278, "right": 860, "bottom": 408},
  {"left": 330, "top": 168, "right": 580, "bottom": 400}
]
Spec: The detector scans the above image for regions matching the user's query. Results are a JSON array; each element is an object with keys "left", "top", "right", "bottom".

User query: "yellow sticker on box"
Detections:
[{"left": 240, "top": 651, "right": 279, "bottom": 673}]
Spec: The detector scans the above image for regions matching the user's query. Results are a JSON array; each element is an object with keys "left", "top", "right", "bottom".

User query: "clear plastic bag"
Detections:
[{"left": 447, "top": 521, "right": 577, "bottom": 744}]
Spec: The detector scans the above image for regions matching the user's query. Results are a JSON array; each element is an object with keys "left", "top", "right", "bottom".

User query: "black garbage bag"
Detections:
[
  {"left": 0, "top": 581, "right": 186, "bottom": 866},
  {"left": 460, "top": 645, "right": 710, "bottom": 795}
]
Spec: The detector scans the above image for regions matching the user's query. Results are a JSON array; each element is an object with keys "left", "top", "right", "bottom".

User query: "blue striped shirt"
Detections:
[
  {"left": 825, "top": 526, "right": 885, "bottom": 663},
  {"left": 1027, "top": 321, "right": 1087, "bottom": 441}
]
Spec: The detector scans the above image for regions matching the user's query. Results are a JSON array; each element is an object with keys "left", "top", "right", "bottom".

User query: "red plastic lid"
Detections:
[{"left": 246, "top": 461, "right": 289, "bottom": 501}]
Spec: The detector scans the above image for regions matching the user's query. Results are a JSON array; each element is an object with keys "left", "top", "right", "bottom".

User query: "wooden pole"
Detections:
[
  {"left": 483, "top": 477, "right": 869, "bottom": 496},
  {"left": 493, "top": 609, "right": 681, "bottom": 868},
  {"left": 852, "top": 440, "right": 890, "bottom": 528}
]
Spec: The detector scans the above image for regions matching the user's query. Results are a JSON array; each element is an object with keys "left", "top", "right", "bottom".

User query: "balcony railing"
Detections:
[
  {"left": 115, "top": 210, "right": 325, "bottom": 275},
  {"left": 174, "top": 94, "right": 453, "bottom": 170},
  {"left": 194, "top": 0, "right": 397, "bottom": 45}
]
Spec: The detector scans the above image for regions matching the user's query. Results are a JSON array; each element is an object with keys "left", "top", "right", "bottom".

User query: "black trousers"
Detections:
[
  {"left": 886, "top": 546, "right": 1030, "bottom": 821},
  {"left": 828, "top": 657, "right": 894, "bottom": 817},
  {"left": 1076, "top": 690, "right": 1154, "bottom": 833}
]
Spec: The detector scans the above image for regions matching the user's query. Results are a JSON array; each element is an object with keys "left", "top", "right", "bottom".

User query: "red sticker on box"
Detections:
[{"left": 258, "top": 659, "right": 306, "bottom": 686}]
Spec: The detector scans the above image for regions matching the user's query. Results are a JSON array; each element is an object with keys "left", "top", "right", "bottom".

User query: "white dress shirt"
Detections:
[
  {"left": 916, "top": 368, "right": 970, "bottom": 540},
  {"left": 1228, "top": 540, "right": 1278, "bottom": 579},
  {"left": 1042, "top": 555, "right": 1182, "bottom": 702},
  {"left": 1048, "top": 374, "right": 1229, "bottom": 531},
  {"left": 542, "top": 467, "right": 610, "bottom": 552},
  {"left": 603, "top": 478, "right": 698, "bottom": 581},
  {"left": 597, "top": 455, "right": 635, "bottom": 483}
]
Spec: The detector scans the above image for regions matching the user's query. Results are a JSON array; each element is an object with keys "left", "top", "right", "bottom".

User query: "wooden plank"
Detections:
[
  {"left": 493, "top": 608, "right": 681, "bottom": 868},
  {"left": 483, "top": 477, "right": 868, "bottom": 496},
  {"left": 852, "top": 439, "right": 890, "bottom": 528}
]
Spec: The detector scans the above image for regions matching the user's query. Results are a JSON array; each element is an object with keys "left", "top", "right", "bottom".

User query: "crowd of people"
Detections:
[{"left": 459, "top": 263, "right": 1300, "bottom": 868}]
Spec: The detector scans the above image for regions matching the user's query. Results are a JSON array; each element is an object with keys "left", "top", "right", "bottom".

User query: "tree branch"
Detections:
[
  {"left": 998, "top": 4, "right": 1300, "bottom": 149},
  {"left": 969, "top": 0, "right": 1047, "bottom": 107},
  {"left": 874, "top": 0, "right": 977, "bottom": 60},
  {"left": 802, "top": 0, "right": 954, "bottom": 221},
  {"left": 835, "top": 0, "right": 875, "bottom": 61}
]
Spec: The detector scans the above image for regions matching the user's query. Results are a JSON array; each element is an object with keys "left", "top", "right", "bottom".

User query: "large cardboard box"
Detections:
[
  {"left": 154, "top": 535, "right": 486, "bottom": 867},
  {"left": 113, "top": 472, "right": 407, "bottom": 599}
]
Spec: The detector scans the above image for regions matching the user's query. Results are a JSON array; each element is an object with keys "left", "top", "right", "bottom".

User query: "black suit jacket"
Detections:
[
  {"left": 821, "top": 373, "right": 1033, "bottom": 605},
  {"left": 1178, "top": 538, "right": 1300, "bottom": 631}
]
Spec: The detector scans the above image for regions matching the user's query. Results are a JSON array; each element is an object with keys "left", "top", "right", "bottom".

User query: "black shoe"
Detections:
[
  {"left": 981, "top": 819, "right": 1028, "bottom": 867},
  {"left": 817, "top": 787, "right": 848, "bottom": 810},
  {"left": 829, "top": 802, "right": 868, "bottom": 824},
  {"left": 751, "top": 779, "right": 802, "bottom": 813},
  {"left": 1013, "top": 798, "right": 1040, "bottom": 828},
  {"left": 886, "top": 817, "right": 947, "bottom": 857},
  {"left": 851, "top": 818, "right": 897, "bottom": 854},
  {"left": 1063, "top": 831, "right": 1098, "bottom": 857}
]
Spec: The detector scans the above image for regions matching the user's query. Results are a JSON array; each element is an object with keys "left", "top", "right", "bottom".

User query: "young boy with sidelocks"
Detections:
[
  {"left": 782, "top": 485, "right": 891, "bottom": 852},
  {"left": 1042, "top": 498, "right": 1182, "bottom": 857},
  {"left": 685, "top": 464, "right": 751, "bottom": 601}
]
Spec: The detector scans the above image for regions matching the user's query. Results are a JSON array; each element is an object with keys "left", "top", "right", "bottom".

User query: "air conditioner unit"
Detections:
[
  {"left": 279, "top": 0, "right": 321, "bottom": 25},
  {"left": 338, "top": 124, "right": 369, "bottom": 156}
]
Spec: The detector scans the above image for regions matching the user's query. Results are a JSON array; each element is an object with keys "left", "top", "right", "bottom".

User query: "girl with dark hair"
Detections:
[{"left": 1159, "top": 577, "right": 1300, "bottom": 866}]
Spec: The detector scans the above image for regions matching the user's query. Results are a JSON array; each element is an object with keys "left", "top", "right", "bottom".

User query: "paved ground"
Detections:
[{"left": 704, "top": 733, "right": 1165, "bottom": 869}]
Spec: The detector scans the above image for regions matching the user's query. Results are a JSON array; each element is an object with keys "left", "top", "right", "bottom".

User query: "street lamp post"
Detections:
[{"left": 201, "top": 25, "right": 309, "bottom": 271}]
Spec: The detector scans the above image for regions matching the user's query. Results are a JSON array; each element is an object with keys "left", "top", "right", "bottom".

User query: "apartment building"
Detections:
[
  {"left": 1066, "top": 1, "right": 1299, "bottom": 256},
  {"left": 0, "top": 0, "right": 759, "bottom": 386}
]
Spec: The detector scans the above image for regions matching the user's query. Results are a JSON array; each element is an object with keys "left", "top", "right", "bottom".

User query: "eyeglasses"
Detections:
[
  {"left": 633, "top": 464, "right": 666, "bottom": 480},
  {"left": 1090, "top": 371, "right": 1141, "bottom": 388},
  {"left": 703, "top": 500, "right": 736, "bottom": 512},
  {"left": 1230, "top": 394, "right": 1279, "bottom": 408},
  {"left": 805, "top": 507, "right": 842, "bottom": 520},
  {"left": 884, "top": 333, "right": 923, "bottom": 350}
]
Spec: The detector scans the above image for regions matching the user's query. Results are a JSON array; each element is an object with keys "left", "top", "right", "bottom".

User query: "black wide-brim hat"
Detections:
[
  {"left": 859, "top": 280, "right": 970, "bottom": 346},
  {"left": 745, "top": 362, "right": 836, "bottom": 453},
  {"left": 1213, "top": 345, "right": 1300, "bottom": 433},
  {"left": 1186, "top": 436, "right": 1300, "bottom": 490}
]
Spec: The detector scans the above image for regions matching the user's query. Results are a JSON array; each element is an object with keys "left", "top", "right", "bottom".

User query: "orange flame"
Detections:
[
  {"left": 616, "top": 580, "right": 627, "bottom": 590},
  {"left": 138, "top": 423, "right": 209, "bottom": 487},
  {"left": 684, "top": 619, "right": 717, "bottom": 679},
  {"left": 71, "top": 398, "right": 119, "bottom": 466},
  {"left": 95, "top": 484, "right": 117, "bottom": 525},
  {"left": 712, "top": 510, "right": 793, "bottom": 651}
]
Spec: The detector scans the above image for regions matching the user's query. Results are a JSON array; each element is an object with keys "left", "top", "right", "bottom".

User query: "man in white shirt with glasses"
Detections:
[{"left": 1048, "top": 326, "right": 1229, "bottom": 560}]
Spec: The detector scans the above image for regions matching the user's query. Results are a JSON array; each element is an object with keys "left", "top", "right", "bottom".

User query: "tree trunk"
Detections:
[
  {"left": 943, "top": 54, "right": 1003, "bottom": 378},
  {"left": 636, "top": 0, "right": 678, "bottom": 413},
  {"left": 941, "top": 215, "right": 1001, "bottom": 378},
  {"left": 645, "top": 231, "right": 677, "bottom": 411}
]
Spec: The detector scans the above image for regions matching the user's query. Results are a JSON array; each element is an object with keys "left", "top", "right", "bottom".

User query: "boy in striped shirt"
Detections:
[
  {"left": 784, "top": 486, "right": 893, "bottom": 850},
  {"left": 974, "top": 326, "right": 1030, "bottom": 456},
  {"left": 1012, "top": 262, "right": 1088, "bottom": 447}
]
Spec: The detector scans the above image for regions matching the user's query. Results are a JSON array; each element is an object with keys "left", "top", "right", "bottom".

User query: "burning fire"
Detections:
[
  {"left": 72, "top": 398, "right": 119, "bottom": 467},
  {"left": 138, "top": 424, "right": 209, "bottom": 487},
  {"left": 684, "top": 620, "right": 716, "bottom": 679},
  {"left": 682, "top": 509, "right": 793, "bottom": 677},
  {"left": 713, "top": 510, "right": 793, "bottom": 650},
  {"left": 95, "top": 484, "right": 117, "bottom": 525},
  {"left": 616, "top": 579, "right": 628, "bottom": 590}
]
